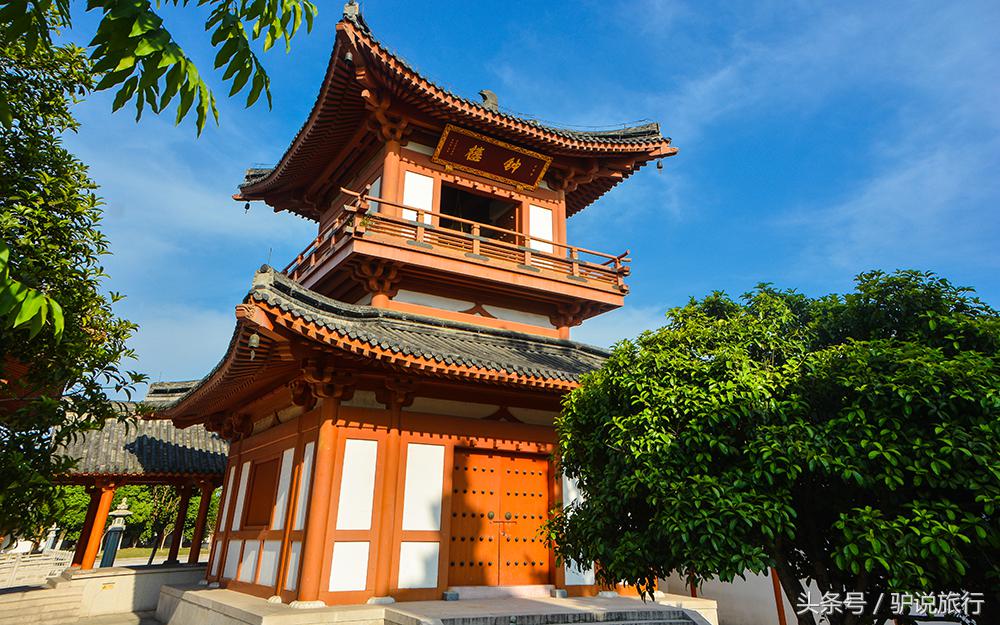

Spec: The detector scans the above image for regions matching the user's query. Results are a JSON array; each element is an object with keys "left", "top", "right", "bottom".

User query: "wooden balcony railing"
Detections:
[{"left": 283, "top": 188, "right": 630, "bottom": 292}]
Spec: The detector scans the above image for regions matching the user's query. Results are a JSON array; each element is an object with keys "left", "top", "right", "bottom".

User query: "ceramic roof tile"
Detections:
[{"left": 61, "top": 416, "right": 228, "bottom": 477}]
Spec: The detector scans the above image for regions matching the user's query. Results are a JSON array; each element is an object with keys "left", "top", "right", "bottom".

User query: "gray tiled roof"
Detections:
[
  {"left": 249, "top": 266, "right": 609, "bottom": 383},
  {"left": 61, "top": 417, "right": 228, "bottom": 477},
  {"left": 145, "top": 380, "right": 201, "bottom": 407},
  {"left": 343, "top": 9, "right": 666, "bottom": 146}
]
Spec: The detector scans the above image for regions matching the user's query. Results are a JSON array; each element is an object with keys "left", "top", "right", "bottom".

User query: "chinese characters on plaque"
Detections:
[{"left": 433, "top": 124, "right": 552, "bottom": 190}]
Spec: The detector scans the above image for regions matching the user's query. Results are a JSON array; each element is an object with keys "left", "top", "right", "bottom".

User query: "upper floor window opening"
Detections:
[{"left": 439, "top": 183, "right": 519, "bottom": 244}]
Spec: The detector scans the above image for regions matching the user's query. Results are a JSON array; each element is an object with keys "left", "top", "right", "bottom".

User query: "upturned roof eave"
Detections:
[{"left": 236, "top": 16, "right": 676, "bottom": 202}]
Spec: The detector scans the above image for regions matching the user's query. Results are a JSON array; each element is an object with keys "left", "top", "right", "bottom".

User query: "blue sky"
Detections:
[{"left": 62, "top": 0, "right": 1000, "bottom": 387}]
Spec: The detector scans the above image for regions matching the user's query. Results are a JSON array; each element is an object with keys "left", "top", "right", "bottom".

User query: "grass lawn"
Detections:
[{"left": 112, "top": 546, "right": 191, "bottom": 559}]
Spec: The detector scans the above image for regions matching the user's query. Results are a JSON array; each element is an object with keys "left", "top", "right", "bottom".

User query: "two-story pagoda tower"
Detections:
[{"left": 157, "top": 3, "right": 676, "bottom": 607}]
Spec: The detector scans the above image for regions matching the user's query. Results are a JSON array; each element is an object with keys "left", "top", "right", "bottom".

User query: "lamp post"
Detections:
[{"left": 100, "top": 499, "right": 132, "bottom": 568}]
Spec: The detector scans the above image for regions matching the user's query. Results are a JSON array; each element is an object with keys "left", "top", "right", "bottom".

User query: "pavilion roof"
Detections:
[
  {"left": 159, "top": 266, "right": 609, "bottom": 426},
  {"left": 59, "top": 415, "right": 228, "bottom": 482},
  {"left": 236, "top": 4, "right": 677, "bottom": 218}
]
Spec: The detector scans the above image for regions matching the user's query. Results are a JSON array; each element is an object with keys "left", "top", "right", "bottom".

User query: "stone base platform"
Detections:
[{"left": 156, "top": 585, "right": 719, "bottom": 625}]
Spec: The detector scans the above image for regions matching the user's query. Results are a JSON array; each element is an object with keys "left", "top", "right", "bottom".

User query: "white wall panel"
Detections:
[
  {"left": 284, "top": 541, "right": 302, "bottom": 591},
  {"left": 335, "top": 439, "right": 378, "bottom": 530},
  {"left": 529, "top": 204, "right": 554, "bottom": 253},
  {"left": 271, "top": 448, "right": 295, "bottom": 530},
  {"left": 231, "top": 461, "right": 251, "bottom": 530},
  {"left": 401, "top": 444, "right": 445, "bottom": 531},
  {"left": 565, "top": 560, "right": 596, "bottom": 586},
  {"left": 402, "top": 171, "right": 434, "bottom": 223},
  {"left": 209, "top": 540, "right": 221, "bottom": 576},
  {"left": 223, "top": 540, "right": 242, "bottom": 580},
  {"left": 397, "top": 542, "right": 439, "bottom": 589},
  {"left": 217, "top": 466, "right": 235, "bottom": 532},
  {"left": 328, "top": 542, "right": 370, "bottom": 592},
  {"left": 561, "top": 474, "right": 595, "bottom": 585},
  {"left": 257, "top": 540, "right": 281, "bottom": 587},
  {"left": 238, "top": 540, "right": 259, "bottom": 583},
  {"left": 562, "top": 474, "right": 583, "bottom": 507},
  {"left": 293, "top": 442, "right": 315, "bottom": 531}
]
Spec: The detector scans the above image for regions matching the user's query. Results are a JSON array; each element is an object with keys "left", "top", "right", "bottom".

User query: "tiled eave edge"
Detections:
[{"left": 256, "top": 298, "right": 581, "bottom": 393}]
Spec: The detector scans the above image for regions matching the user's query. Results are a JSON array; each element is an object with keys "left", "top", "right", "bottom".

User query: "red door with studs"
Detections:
[{"left": 448, "top": 449, "right": 551, "bottom": 585}]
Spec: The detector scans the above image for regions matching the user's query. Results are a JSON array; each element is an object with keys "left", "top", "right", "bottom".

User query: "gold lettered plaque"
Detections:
[{"left": 432, "top": 124, "right": 552, "bottom": 190}]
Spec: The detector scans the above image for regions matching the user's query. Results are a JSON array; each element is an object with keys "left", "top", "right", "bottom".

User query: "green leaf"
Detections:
[
  {"left": 0, "top": 91, "right": 12, "bottom": 128},
  {"left": 12, "top": 291, "right": 43, "bottom": 329}
]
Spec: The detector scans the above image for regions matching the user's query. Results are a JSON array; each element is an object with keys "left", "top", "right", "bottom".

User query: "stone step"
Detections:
[
  {"left": 0, "top": 607, "right": 80, "bottom": 625},
  {"left": 78, "top": 610, "right": 162, "bottom": 625},
  {"left": 0, "top": 584, "right": 84, "bottom": 625},
  {"left": 447, "top": 585, "right": 555, "bottom": 600},
  {"left": 439, "top": 610, "right": 690, "bottom": 625}
]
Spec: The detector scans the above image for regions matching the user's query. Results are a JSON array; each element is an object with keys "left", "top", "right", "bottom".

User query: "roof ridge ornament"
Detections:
[
  {"left": 479, "top": 89, "right": 499, "bottom": 112},
  {"left": 343, "top": 0, "right": 362, "bottom": 22}
]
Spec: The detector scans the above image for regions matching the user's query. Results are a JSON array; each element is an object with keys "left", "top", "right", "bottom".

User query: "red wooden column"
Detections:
[
  {"left": 770, "top": 567, "right": 788, "bottom": 625},
  {"left": 166, "top": 483, "right": 193, "bottom": 565},
  {"left": 381, "top": 138, "right": 402, "bottom": 213},
  {"left": 80, "top": 481, "right": 116, "bottom": 570},
  {"left": 188, "top": 481, "right": 215, "bottom": 564},
  {"left": 370, "top": 378, "right": 414, "bottom": 602},
  {"left": 71, "top": 486, "right": 102, "bottom": 567},
  {"left": 294, "top": 369, "right": 354, "bottom": 606}
]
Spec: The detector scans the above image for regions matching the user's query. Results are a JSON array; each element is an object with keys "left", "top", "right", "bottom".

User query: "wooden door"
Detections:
[
  {"left": 498, "top": 454, "right": 550, "bottom": 585},
  {"left": 449, "top": 450, "right": 500, "bottom": 585},
  {"left": 449, "top": 450, "right": 551, "bottom": 587}
]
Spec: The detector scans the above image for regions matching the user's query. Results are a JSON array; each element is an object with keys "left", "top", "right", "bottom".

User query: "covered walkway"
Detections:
[{"left": 58, "top": 385, "right": 227, "bottom": 571}]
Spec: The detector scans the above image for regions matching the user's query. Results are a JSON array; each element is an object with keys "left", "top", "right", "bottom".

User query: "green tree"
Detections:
[
  {"left": 183, "top": 487, "right": 219, "bottom": 542},
  {"left": 1, "top": 0, "right": 315, "bottom": 539},
  {"left": 548, "top": 271, "right": 999, "bottom": 625},
  {"left": 0, "top": 39, "right": 144, "bottom": 539},
  {"left": 52, "top": 485, "right": 92, "bottom": 543},
  {"left": 0, "top": 0, "right": 316, "bottom": 338}
]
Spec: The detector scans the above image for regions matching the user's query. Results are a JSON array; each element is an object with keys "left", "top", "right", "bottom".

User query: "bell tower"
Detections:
[{"left": 237, "top": 4, "right": 677, "bottom": 339}]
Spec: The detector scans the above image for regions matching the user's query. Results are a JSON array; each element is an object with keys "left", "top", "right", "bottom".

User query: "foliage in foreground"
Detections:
[
  {"left": 0, "top": 40, "right": 144, "bottom": 539},
  {"left": 0, "top": 0, "right": 317, "bottom": 135},
  {"left": 548, "top": 271, "right": 1000, "bottom": 625},
  {"left": 0, "top": 0, "right": 318, "bottom": 338}
]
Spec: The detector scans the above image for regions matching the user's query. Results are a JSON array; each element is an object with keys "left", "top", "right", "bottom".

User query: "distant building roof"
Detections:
[
  {"left": 59, "top": 416, "right": 228, "bottom": 482},
  {"left": 145, "top": 380, "right": 201, "bottom": 407}
]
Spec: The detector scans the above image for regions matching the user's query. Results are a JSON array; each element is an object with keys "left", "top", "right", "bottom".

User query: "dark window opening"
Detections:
[
  {"left": 243, "top": 458, "right": 280, "bottom": 528},
  {"left": 439, "top": 184, "right": 519, "bottom": 244}
]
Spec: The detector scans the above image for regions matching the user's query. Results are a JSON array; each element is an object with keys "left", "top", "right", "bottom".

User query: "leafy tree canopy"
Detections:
[
  {"left": 548, "top": 270, "right": 1000, "bottom": 625},
  {"left": 0, "top": 0, "right": 317, "bottom": 339},
  {"left": 0, "top": 39, "right": 144, "bottom": 538},
  {"left": 0, "top": 0, "right": 317, "bottom": 134},
  {"left": 2, "top": 0, "right": 313, "bottom": 540}
]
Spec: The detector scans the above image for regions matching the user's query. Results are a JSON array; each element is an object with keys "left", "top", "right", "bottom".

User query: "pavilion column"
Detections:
[
  {"left": 188, "top": 481, "right": 215, "bottom": 564},
  {"left": 770, "top": 567, "right": 788, "bottom": 625},
  {"left": 71, "top": 486, "right": 102, "bottom": 567},
  {"left": 381, "top": 138, "right": 401, "bottom": 214},
  {"left": 80, "top": 481, "right": 116, "bottom": 570},
  {"left": 166, "top": 483, "right": 193, "bottom": 565},
  {"left": 293, "top": 367, "right": 354, "bottom": 607},
  {"left": 370, "top": 379, "right": 415, "bottom": 603}
]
